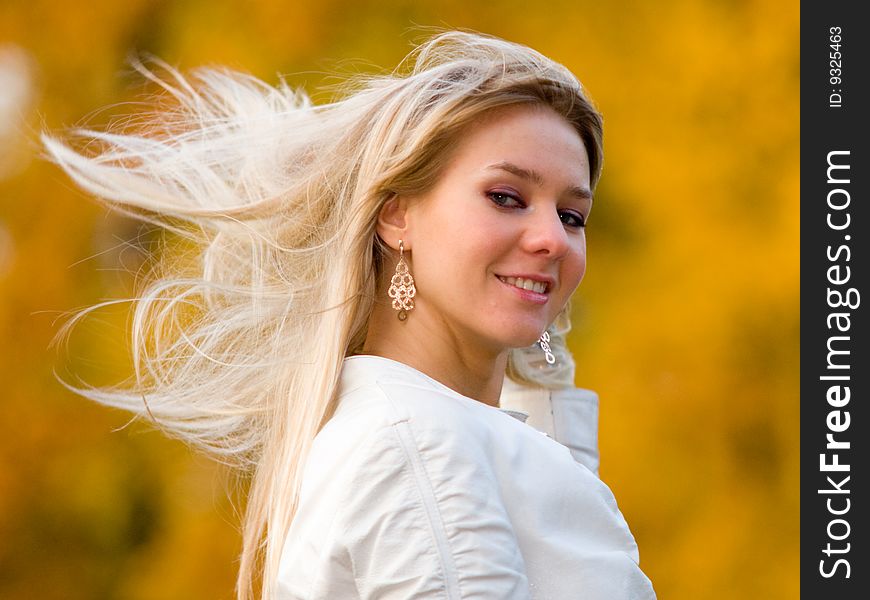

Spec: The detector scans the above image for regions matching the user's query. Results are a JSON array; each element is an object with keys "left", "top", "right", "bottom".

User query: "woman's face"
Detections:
[{"left": 398, "top": 103, "right": 593, "bottom": 354}]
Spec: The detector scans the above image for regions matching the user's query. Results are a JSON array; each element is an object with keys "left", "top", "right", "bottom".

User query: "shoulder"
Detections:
[
  {"left": 306, "top": 355, "right": 576, "bottom": 514},
  {"left": 324, "top": 357, "right": 553, "bottom": 520},
  {"left": 305, "top": 356, "right": 531, "bottom": 597},
  {"left": 331, "top": 355, "right": 502, "bottom": 439},
  {"left": 312, "top": 356, "right": 546, "bottom": 524},
  {"left": 315, "top": 356, "right": 578, "bottom": 483},
  {"left": 306, "top": 356, "right": 496, "bottom": 485}
]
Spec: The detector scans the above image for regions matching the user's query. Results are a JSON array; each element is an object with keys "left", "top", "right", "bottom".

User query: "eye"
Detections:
[
  {"left": 487, "top": 191, "right": 525, "bottom": 209},
  {"left": 559, "top": 210, "right": 586, "bottom": 228}
]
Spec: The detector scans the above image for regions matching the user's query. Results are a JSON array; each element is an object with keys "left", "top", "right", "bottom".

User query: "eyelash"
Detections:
[{"left": 487, "top": 192, "right": 587, "bottom": 229}]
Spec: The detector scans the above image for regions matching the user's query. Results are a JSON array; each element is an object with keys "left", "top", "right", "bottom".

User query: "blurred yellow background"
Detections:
[{"left": 1, "top": 1, "right": 798, "bottom": 598}]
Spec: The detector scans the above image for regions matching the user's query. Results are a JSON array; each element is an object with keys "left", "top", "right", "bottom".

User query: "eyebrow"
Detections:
[{"left": 485, "top": 161, "right": 593, "bottom": 202}]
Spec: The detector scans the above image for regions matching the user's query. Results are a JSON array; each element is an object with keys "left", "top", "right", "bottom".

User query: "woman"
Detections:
[{"left": 45, "top": 31, "right": 656, "bottom": 599}]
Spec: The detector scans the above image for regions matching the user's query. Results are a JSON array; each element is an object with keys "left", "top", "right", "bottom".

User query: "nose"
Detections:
[{"left": 520, "top": 206, "right": 573, "bottom": 259}]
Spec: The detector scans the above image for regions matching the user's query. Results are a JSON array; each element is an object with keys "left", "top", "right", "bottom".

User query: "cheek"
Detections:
[
  {"left": 561, "top": 246, "right": 588, "bottom": 293},
  {"left": 427, "top": 210, "right": 507, "bottom": 270}
]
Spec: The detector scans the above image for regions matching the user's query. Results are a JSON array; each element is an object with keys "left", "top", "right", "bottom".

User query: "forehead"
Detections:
[{"left": 445, "top": 104, "right": 590, "bottom": 184}]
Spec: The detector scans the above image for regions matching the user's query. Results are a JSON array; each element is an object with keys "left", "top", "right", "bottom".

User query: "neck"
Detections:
[{"left": 362, "top": 299, "right": 508, "bottom": 407}]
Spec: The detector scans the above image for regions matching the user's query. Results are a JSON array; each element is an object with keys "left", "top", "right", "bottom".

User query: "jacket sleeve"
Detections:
[
  {"left": 333, "top": 418, "right": 532, "bottom": 599},
  {"left": 499, "top": 377, "right": 601, "bottom": 476}
]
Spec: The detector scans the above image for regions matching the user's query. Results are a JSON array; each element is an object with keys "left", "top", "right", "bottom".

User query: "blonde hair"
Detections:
[{"left": 43, "top": 30, "right": 603, "bottom": 599}]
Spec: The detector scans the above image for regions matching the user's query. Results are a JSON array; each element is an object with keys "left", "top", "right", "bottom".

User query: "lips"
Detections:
[{"left": 496, "top": 275, "right": 551, "bottom": 294}]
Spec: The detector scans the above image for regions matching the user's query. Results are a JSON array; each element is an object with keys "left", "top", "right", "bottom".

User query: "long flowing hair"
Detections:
[{"left": 43, "top": 30, "right": 603, "bottom": 599}]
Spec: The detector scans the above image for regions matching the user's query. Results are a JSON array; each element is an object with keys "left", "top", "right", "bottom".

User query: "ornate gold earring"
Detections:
[{"left": 388, "top": 240, "right": 416, "bottom": 321}]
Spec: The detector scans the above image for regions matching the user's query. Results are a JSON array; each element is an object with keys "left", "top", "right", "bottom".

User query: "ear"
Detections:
[{"left": 376, "top": 194, "right": 411, "bottom": 250}]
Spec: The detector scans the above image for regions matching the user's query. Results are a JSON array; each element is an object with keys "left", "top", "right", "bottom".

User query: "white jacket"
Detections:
[{"left": 277, "top": 355, "right": 656, "bottom": 599}]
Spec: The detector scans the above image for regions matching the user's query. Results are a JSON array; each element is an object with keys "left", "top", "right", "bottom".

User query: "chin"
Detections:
[
  {"left": 480, "top": 313, "right": 551, "bottom": 351},
  {"left": 500, "top": 327, "right": 547, "bottom": 350}
]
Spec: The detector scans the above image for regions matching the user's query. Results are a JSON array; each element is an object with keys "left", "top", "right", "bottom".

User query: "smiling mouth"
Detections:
[{"left": 496, "top": 275, "right": 550, "bottom": 294}]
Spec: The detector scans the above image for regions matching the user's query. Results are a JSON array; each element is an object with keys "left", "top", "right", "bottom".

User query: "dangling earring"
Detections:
[
  {"left": 388, "top": 239, "right": 416, "bottom": 321},
  {"left": 539, "top": 330, "right": 556, "bottom": 365}
]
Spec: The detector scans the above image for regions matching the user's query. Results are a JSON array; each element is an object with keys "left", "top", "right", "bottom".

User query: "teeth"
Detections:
[{"left": 498, "top": 276, "right": 548, "bottom": 294}]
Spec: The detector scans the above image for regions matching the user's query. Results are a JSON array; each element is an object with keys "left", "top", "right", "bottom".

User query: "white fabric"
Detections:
[
  {"left": 499, "top": 376, "right": 601, "bottom": 476},
  {"left": 276, "top": 355, "right": 656, "bottom": 599}
]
